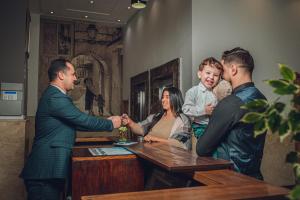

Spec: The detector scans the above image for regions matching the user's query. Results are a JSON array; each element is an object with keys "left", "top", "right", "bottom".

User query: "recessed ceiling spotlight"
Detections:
[
  {"left": 131, "top": 0, "right": 147, "bottom": 9},
  {"left": 128, "top": 6, "right": 131, "bottom": 9},
  {"left": 90, "top": 0, "right": 94, "bottom": 4},
  {"left": 50, "top": 11, "right": 54, "bottom": 14},
  {"left": 85, "top": 15, "right": 88, "bottom": 18},
  {"left": 117, "top": 19, "right": 121, "bottom": 22}
]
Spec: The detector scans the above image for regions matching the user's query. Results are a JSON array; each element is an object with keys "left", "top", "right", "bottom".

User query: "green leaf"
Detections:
[
  {"left": 241, "top": 99, "right": 268, "bottom": 111},
  {"left": 279, "top": 120, "right": 290, "bottom": 135},
  {"left": 288, "top": 110, "right": 300, "bottom": 132},
  {"left": 254, "top": 119, "right": 267, "bottom": 137},
  {"left": 266, "top": 110, "right": 282, "bottom": 133},
  {"left": 265, "top": 105, "right": 276, "bottom": 115},
  {"left": 279, "top": 120, "right": 291, "bottom": 142},
  {"left": 293, "top": 164, "right": 300, "bottom": 185},
  {"left": 273, "top": 102, "right": 285, "bottom": 113},
  {"left": 279, "top": 64, "right": 296, "bottom": 81},
  {"left": 118, "top": 126, "right": 128, "bottom": 132},
  {"left": 241, "top": 112, "right": 263, "bottom": 123},
  {"left": 274, "top": 83, "right": 299, "bottom": 95},
  {"left": 288, "top": 185, "right": 300, "bottom": 200},
  {"left": 286, "top": 152, "right": 299, "bottom": 163},
  {"left": 266, "top": 79, "right": 289, "bottom": 89}
]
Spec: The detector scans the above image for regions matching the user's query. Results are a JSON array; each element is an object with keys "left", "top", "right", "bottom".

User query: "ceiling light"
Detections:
[
  {"left": 131, "top": 0, "right": 147, "bottom": 9},
  {"left": 117, "top": 19, "right": 121, "bottom": 22},
  {"left": 85, "top": 15, "right": 88, "bottom": 18},
  {"left": 50, "top": 11, "right": 54, "bottom": 14},
  {"left": 90, "top": 0, "right": 94, "bottom": 4},
  {"left": 128, "top": 6, "right": 131, "bottom": 9}
]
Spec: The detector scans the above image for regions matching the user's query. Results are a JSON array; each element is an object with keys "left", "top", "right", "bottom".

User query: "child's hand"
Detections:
[{"left": 205, "top": 103, "right": 215, "bottom": 115}]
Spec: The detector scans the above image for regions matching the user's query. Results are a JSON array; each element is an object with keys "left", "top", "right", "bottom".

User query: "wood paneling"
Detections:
[
  {"left": 130, "top": 71, "right": 149, "bottom": 121},
  {"left": 150, "top": 58, "right": 180, "bottom": 114}
]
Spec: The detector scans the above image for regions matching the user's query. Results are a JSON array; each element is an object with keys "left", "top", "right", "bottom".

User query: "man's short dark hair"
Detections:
[
  {"left": 222, "top": 47, "right": 254, "bottom": 73},
  {"left": 48, "top": 58, "right": 70, "bottom": 81}
]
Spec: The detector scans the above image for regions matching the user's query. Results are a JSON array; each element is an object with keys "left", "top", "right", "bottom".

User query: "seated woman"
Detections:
[{"left": 122, "top": 87, "right": 192, "bottom": 150}]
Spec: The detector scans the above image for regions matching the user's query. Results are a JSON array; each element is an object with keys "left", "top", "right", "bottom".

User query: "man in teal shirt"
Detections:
[{"left": 20, "top": 59, "right": 121, "bottom": 200}]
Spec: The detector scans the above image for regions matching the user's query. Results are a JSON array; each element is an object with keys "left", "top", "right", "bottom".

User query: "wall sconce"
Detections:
[
  {"left": 131, "top": 0, "right": 147, "bottom": 9},
  {"left": 87, "top": 24, "right": 98, "bottom": 40}
]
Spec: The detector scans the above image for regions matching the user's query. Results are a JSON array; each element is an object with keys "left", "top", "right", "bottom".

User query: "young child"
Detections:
[{"left": 182, "top": 57, "right": 223, "bottom": 139}]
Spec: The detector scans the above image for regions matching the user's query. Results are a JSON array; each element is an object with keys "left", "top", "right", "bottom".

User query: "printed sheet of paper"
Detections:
[{"left": 88, "top": 147, "right": 133, "bottom": 156}]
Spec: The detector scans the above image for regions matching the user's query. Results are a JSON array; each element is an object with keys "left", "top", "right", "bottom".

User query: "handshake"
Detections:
[{"left": 108, "top": 114, "right": 133, "bottom": 129}]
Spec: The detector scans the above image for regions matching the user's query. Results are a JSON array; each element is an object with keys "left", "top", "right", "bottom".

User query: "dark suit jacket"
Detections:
[{"left": 20, "top": 85, "right": 113, "bottom": 180}]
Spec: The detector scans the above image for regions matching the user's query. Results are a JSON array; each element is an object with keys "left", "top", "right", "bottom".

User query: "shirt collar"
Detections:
[
  {"left": 198, "top": 81, "right": 211, "bottom": 92},
  {"left": 50, "top": 84, "right": 66, "bottom": 94},
  {"left": 232, "top": 82, "right": 254, "bottom": 94}
]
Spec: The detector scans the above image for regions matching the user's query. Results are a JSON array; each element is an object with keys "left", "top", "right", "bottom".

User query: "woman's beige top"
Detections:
[
  {"left": 138, "top": 113, "right": 192, "bottom": 150},
  {"left": 148, "top": 116, "right": 176, "bottom": 139}
]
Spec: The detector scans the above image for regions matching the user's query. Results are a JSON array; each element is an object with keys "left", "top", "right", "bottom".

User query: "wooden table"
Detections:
[
  {"left": 72, "top": 141, "right": 254, "bottom": 200},
  {"left": 72, "top": 146, "right": 144, "bottom": 200},
  {"left": 74, "top": 137, "right": 115, "bottom": 147},
  {"left": 126, "top": 142, "right": 233, "bottom": 172},
  {"left": 81, "top": 183, "right": 289, "bottom": 200}
]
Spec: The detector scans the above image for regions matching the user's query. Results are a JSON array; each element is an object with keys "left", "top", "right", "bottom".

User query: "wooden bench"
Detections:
[
  {"left": 191, "top": 169, "right": 263, "bottom": 186},
  {"left": 81, "top": 169, "right": 289, "bottom": 200}
]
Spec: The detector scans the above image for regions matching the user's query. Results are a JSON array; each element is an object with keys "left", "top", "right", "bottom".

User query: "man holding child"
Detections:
[{"left": 196, "top": 47, "right": 267, "bottom": 180}]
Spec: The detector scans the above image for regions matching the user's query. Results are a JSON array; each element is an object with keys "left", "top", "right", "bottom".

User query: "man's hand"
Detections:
[
  {"left": 121, "top": 114, "right": 133, "bottom": 126},
  {"left": 205, "top": 103, "right": 215, "bottom": 115},
  {"left": 108, "top": 116, "right": 122, "bottom": 129}
]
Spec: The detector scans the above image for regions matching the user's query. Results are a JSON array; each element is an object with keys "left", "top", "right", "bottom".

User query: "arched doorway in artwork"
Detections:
[{"left": 70, "top": 54, "right": 112, "bottom": 116}]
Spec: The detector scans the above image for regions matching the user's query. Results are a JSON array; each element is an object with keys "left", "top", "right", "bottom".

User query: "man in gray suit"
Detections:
[{"left": 20, "top": 59, "right": 121, "bottom": 200}]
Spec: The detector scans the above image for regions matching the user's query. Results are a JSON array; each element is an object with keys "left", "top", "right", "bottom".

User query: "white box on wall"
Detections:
[{"left": 0, "top": 82, "right": 24, "bottom": 118}]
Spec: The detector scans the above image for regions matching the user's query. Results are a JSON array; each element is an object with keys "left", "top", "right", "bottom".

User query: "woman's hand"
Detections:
[
  {"left": 144, "top": 135, "right": 162, "bottom": 143},
  {"left": 120, "top": 114, "right": 144, "bottom": 136}
]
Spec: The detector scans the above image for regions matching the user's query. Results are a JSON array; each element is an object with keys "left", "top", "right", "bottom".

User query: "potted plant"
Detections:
[
  {"left": 241, "top": 64, "right": 300, "bottom": 199},
  {"left": 118, "top": 126, "right": 128, "bottom": 142}
]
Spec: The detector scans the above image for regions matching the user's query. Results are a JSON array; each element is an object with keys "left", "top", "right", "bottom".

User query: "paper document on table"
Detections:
[{"left": 88, "top": 147, "right": 133, "bottom": 156}]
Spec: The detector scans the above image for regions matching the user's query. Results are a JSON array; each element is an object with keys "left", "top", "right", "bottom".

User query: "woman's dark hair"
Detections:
[
  {"left": 48, "top": 58, "right": 70, "bottom": 81},
  {"left": 147, "top": 87, "right": 184, "bottom": 132},
  {"left": 221, "top": 47, "right": 254, "bottom": 73},
  {"left": 162, "top": 86, "right": 184, "bottom": 116}
]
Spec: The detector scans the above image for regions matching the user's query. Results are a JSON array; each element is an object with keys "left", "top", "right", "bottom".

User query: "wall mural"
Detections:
[
  {"left": 57, "top": 23, "right": 72, "bottom": 56},
  {"left": 70, "top": 54, "right": 112, "bottom": 116},
  {"left": 39, "top": 19, "right": 122, "bottom": 118}
]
